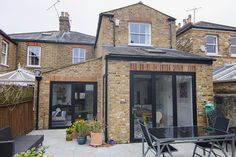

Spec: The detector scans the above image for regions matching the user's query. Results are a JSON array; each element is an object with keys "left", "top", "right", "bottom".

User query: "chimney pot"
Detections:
[
  {"left": 183, "top": 19, "right": 187, "bottom": 25},
  {"left": 187, "top": 14, "right": 192, "bottom": 23}
]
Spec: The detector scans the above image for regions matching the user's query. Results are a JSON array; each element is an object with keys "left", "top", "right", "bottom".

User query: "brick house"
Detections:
[
  {"left": 0, "top": 30, "right": 17, "bottom": 73},
  {"left": 36, "top": 2, "right": 214, "bottom": 143},
  {"left": 8, "top": 12, "right": 95, "bottom": 72},
  {"left": 1, "top": 2, "right": 216, "bottom": 143},
  {"left": 176, "top": 18, "right": 236, "bottom": 69}
]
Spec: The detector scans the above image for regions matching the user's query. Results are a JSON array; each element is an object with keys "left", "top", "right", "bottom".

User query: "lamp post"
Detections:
[{"left": 34, "top": 69, "right": 42, "bottom": 130}]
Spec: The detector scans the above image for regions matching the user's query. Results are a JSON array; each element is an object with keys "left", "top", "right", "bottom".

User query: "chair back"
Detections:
[
  {"left": 214, "top": 117, "right": 230, "bottom": 132},
  {"left": 138, "top": 120, "right": 154, "bottom": 149}
]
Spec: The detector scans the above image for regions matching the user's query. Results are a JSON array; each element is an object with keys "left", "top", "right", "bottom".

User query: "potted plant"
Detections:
[
  {"left": 74, "top": 120, "right": 90, "bottom": 145},
  {"left": 88, "top": 120, "right": 103, "bottom": 146},
  {"left": 65, "top": 127, "right": 73, "bottom": 141}
]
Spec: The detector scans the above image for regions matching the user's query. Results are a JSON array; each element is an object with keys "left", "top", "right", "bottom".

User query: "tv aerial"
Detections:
[
  {"left": 186, "top": 7, "right": 202, "bottom": 23},
  {"left": 46, "top": 0, "right": 61, "bottom": 18}
]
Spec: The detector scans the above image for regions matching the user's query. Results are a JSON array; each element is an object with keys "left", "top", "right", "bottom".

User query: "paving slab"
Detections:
[{"left": 29, "top": 129, "right": 235, "bottom": 157}]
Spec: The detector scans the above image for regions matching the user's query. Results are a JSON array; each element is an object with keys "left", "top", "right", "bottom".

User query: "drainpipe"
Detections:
[
  {"left": 34, "top": 70, "right": 42, "bottom": 130},
  {"left": 104, "top": 56, "right": 108, "bottom": 142},
  {"left": 109, "top": 16, "right": 116, "bottom": 47},
  {"left": 168, "top": 18, "right": 174, "bottom": 49}
]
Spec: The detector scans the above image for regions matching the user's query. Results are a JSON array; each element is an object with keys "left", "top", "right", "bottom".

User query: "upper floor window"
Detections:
[
  {"left": 27, "top": 46, "right": 41, "bottom": 67},
  {"left": 73, "top": 48, "right": 86, "bottom": 64},
  {"left": 231, "top": 37, "right": 236, "bottom": 56},
  {"left": 129, "top": 22, "right": 151, "bottom": 46},
  {"left": 1, "top": 41, "right": 8, "bottom": 65},
  {"left": 206, "top": 35, "right": 218, "bottom": 55}
]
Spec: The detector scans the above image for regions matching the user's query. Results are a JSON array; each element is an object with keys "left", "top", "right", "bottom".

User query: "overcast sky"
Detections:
[{"left": 0, "top": 0, "right": 235, "bottom": 36}]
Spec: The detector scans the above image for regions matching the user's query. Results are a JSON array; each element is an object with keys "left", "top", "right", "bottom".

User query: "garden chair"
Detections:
[
  {"left": 192, "top": 117, "right": 230, "bottom": 157},
  {"left": 138, "top": 119, "right": 177, "bottom": 157}
]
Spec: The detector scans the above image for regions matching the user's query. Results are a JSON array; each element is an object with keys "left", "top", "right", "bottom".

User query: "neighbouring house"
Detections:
[
  {"left": 8, "top": 12, "right": 95, "bottom": 72},
  {"left": 0, "top": 29, "right": 17, "bottom": 73},
  {"left": 176, "top": 16, "right": 236, "bottom": 69},
  {"left": 1, "top": 2, "right": 215, "bottom": 143}
]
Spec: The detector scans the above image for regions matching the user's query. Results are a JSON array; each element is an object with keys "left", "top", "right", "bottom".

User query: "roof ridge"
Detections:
[
  {"left": 9, "top": 30, "right": 58, "bottom": 35},
  {"left": 195, "top": 21, "right": 236, "bottom": 29},
  {"left": 102, "top": 2, "right": 175, "bottom": 20}
]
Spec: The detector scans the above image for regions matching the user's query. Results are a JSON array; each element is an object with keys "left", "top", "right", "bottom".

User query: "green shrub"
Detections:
[{"left": 14, "top": 146, "right": 52, "bottom": 157}]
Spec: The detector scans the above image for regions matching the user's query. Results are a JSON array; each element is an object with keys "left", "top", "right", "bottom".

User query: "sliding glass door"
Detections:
[{"left": 130, "top": 72, "right": 196, "bottom": 142}]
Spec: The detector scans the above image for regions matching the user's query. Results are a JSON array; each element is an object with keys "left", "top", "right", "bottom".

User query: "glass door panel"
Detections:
[
  {"left": 132, "top": 74, "right": 152, "bottom": 139},
  {"left": 155, "top": 75, "right": 173, "bottom": 127},
  {"left": 51, "top": 83, "right": 72, "bottom": 128},
  {"left": 176, "top": 75, "right": 193, "bottom": 126}
]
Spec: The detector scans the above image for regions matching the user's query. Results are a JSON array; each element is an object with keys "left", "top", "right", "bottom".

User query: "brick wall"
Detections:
[
  {"left": 96, "top": 3, "right": 176, "bottom": 57},
  {"left": 0, "top": 35, "right": 17, "bottom": 73},
  {"left": 16, "top": 41, "right": 95, "bottom": 72},
  {"left": 177, "top": 29, "right": 236, "bottom": 69},
  {"left": 107, "top": 60, "right": 213, "bottom": 143},
  {"left": 38, "top": 58, "right": 102, "bottom": 129}
]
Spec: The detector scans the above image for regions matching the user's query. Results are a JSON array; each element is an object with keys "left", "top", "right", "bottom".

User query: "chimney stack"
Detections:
[
  {"left": 59, "top": 12, "right": 70, "bottom": 32},
  {"left": 187, "top": 14, "right": 192, "bottom": 23}
]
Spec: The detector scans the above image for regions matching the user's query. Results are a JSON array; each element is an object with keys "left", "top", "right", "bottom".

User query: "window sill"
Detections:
[
  {"left": 0, "top": 63, "right": 9, "bottom": 67},
  {"left": 128, "top": 43, "right": 153, "bottom": 47},
  {"left": 206, "top": 53, "right": 222, "bottom": 57},
  {"left": 26, "top": 65, "right": 41, "bottom": 68}
]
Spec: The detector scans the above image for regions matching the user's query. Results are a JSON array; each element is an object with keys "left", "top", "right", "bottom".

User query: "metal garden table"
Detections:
[{"left": 142, "top": 126, "right": 235, "bottom": 157}]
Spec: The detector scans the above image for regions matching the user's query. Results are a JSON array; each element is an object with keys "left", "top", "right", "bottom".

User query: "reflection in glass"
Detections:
[{"left": 155, "top": 75, "right": 173, "bottom": 127}]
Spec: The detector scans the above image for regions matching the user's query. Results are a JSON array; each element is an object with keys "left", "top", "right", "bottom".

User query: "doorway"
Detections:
[
  {"left": 49, "top": 82, "right": 97, "bottom": 128},
  {"left": 130, "top": 72, "right": 196, "bottom": 142}
]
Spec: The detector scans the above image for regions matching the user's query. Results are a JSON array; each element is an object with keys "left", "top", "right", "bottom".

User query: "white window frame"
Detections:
[
  {"left": 231, "top": 37, "right": 236, "bottom": 57},
  {"left": 128, "top": 22, "right": 151, "bottom": 46},
  {"left": 27, "top": 46, "right": 41, "bottom": 67},
  {"left": 1, "top": 41, "right": 8, "bottom": 65},
  {"left": 72, "top": 48, "right": 86, "bottom": 64},
  {"left": 206, "top": 35, "right": 218, "bottom": 56}
]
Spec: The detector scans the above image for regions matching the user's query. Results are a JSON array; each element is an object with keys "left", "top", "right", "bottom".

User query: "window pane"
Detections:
[
  {"left": 231, "top": 38, "right": 236, "bottom": 45},
  {"left": 140, "top": 24, "right": 149, "bottom": 34},
  {"left": 28, "top": 46, "right": 40, "bottom": 66},
  {"left": 130, "top": 23, "right": 139, "bottom": 33},
  {"left": 130, "top": 34, "right": 139, "bottom": 43},
  {"left": 73, "top": 49, "right": 79, "bottom": 58},
  {"left": 206, "top": 45, "right": 216, "bottom": 53},
  {"left": 207, "top": 36, "right": 216, "bottom": 44},
  {"left": 2, "top": 42, "right": 7, "bottom": 53},
  {"left": 79, "top": 49, "right": 85, "bottom": 58},
  {"left": 73, "top": 58, "right": 79, "bottom": 64},
  {"left": 1, "top": 54, "right": 6, "bottom": 64},
  {"left": 232, "top": 46, "right": 236, "bottom": 54}
]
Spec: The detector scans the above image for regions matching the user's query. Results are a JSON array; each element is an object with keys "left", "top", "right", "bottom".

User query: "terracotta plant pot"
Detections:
[{"left": 90, "top": 132, "right": 102, "bottom": 146}]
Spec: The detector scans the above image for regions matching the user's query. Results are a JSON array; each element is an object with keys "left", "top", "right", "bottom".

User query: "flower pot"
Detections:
[
  {"left": 90, "top": 132, "right": 102, "bottom": 146},
  {"left": 77, "top": 136, "right": 87, "bottom": 145},
  {"left": 66, "top": 134, "right": 73, "bottom": 141}
]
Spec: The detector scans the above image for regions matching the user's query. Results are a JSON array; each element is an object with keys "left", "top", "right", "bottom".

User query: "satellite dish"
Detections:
[{"left": 200, "top": 45, "right": 206, "bottom": 52}]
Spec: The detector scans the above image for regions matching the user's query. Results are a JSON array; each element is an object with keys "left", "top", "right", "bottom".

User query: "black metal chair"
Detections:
[
  {"left": 138, "top": 119, "right": 177, "bottom": 157},
  {"left": 192, "top": 117, "right": 230, "bottom": 157}
]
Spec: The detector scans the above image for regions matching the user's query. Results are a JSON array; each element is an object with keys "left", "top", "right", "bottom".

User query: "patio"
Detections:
[{"left": 29, "top": 129, "right": 234, "bottom": 157}]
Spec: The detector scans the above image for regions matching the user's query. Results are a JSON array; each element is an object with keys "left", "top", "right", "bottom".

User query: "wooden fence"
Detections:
[{"left": 0, "top": 101, "right": 34, "bottom": 137}]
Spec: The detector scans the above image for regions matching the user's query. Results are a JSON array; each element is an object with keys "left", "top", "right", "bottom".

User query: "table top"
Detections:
[{"left": 149, "top": 126, "right": 235, "bottom": 142}]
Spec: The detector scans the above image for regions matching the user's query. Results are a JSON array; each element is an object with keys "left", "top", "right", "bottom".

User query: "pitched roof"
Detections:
[
  {"left": 102, "top": 1, "right": 176, "bottom": 20},
  {"left": 177, "top": 21, "right": 236, "bottom": 36},
  {"left": 104, "top": 45, "right": 213, "bottom": 64},
  {"left": 9, "top": 31, "right": 95, "bottom": 45},
  {"left": 0, "top": 29, "right": 17, "bottom": 44},
  {"left": 213, "top": 64, "right": 236, "bottom": 82},
  {"left": 94, "top": 2, "right": 176, "bottom": 48}
]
